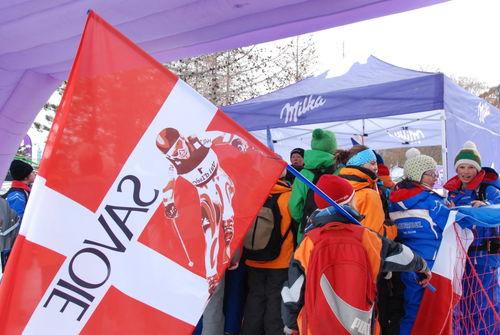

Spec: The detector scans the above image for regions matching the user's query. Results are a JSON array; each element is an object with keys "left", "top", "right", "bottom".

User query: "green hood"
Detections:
[{"left": 303, "top": 149, "right": 335, "bottom": 170}]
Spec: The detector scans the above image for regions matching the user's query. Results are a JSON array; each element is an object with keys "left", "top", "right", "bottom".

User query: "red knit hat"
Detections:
[{"left": 314, "top": 175, "right": 355, "bottom": 209}]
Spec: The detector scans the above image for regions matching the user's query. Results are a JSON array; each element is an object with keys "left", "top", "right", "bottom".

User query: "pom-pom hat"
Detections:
[
  {"left": 314, "top": 175, "right": 355, "bottom": 209},
  {"left": 403, "top": 148, "right": 437, "bottom": 183},
  {"left": 311, "top": 129, "right": 337, "bottom": 154},
  {"left": 454, "top": 141, "right": 481, "bottom": 171}
]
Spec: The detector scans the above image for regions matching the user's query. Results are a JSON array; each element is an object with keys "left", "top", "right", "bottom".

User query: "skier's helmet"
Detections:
[{"left": 156, "top": 128, "right": 181, "bottom": 154}]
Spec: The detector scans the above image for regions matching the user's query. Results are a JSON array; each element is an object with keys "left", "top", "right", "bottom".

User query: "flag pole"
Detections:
[
  {"left": 286, "top": 165, "right": 360, "bottom": 224},
  {"left": 286, "top": 164, "right": 437, "bottom": 292}
]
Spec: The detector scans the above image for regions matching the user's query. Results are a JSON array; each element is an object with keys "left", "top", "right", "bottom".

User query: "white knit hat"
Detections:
[
  {"left": 454, "top": 141, "right": 481, "bottom": 171},
  {"left": 404, "top": 148, "right": 437, "bottom": 183}
]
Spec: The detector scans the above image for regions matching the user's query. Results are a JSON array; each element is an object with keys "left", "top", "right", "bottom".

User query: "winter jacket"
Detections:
[
  {"left": 444, "top": 167, "right": 500, "bottom": 266},
  {"left": 444, "top": 167, "right": 500, "bottom": 206},
  {"left": 389, "top": 180, "right": 499, "bottom": 335},
  {"left": 3, "top": 180, "right": 31, "bottom": 223},
  {"left": 245, "top": 179, "right": 294, "bottom": 269},
  {"left": 339, "top": 166, "right": 397, "bottom": 239},
  {"left": 289, "top": 150, "right": 335, "bottom": 244},
  {"left": 389, "top": 181, "right": 451, "bottom": 264},
  {"left": 288, "top": 150, "right": 335, "bottom": 223},
  {"left": 281, "top": 205, "right": 428, "bottom": 335}
]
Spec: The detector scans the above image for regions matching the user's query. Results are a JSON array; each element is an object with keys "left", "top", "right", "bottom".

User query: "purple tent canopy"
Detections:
[
  {"left": 0, "top": 0, "right": 449, "bottom": 182},
  {"left": 222, "top": 56, "right": 500, "bottom": 178}
]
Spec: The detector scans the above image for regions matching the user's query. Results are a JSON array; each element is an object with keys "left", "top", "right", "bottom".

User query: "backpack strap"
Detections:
[
  {"left": 270, "top": 192, "right": 292, "bottom": 241},
  {"left": 302, "top": 166, "right": 335, "bottom": 219},
  {"left": 0, "top": 221, "right": 20, "bottom": 237},
  {"left": 281, "top": 222, "right": 293, "bottom": 243},
  {"left": 309, "top": 165, "right": 335, "bottom": 183},
  {"left": 477, "top": 183, "right": 500, "bottom": 201}
]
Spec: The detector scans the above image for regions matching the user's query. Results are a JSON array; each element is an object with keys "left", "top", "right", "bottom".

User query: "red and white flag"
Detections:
[
  {"left": 411, "top": 211, "right": 473, "bottom": 335},
  {"left": 0, "top": 12, "right": 285, "bottom": 334}
]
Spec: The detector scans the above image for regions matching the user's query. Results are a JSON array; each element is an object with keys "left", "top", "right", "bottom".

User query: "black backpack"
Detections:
[
  {"left": 299, "top": 166, "right": 335, "bottom": 237},
  {"left": 244, "top": 193, "right": 292, "bottom": 261},
  {"left": 477, "top": 183, "right": 500, "bottom": 201}
]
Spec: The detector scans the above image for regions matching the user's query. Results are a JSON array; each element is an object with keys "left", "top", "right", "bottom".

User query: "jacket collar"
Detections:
[
  {"left": 339, "top": 166, "right": 378, "bottom": 190},
  {"left": 11, "top": 180, "right": 31, "bottom": 192},
  {"left": 443, "top": 169, "right": 486, "bottom": 191},
  {"left": 389, "top": 181, "right": 436, "bottom": 203}
]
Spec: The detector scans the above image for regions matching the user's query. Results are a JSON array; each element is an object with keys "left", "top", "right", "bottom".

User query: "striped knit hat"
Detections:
[
  {"left": 454, "top": 141, "right": 481, "bottom": 171},
  {"left": 404, "top": 148, "right": 437, "bottom": 183}
]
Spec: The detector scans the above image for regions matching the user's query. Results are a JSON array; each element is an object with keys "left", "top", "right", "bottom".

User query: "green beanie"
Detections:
[{"left": 311, "top": 129, "right": 337, "bottom": 153}]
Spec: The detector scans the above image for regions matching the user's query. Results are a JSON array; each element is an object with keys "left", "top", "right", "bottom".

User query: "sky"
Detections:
[{"left": 312, "top": 0, "right": 499, "bottom": 86}]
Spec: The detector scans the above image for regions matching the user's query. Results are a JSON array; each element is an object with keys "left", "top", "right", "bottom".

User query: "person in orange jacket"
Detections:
[
  {"left": 335, "top": 145, "right": 397, "bottom": 240},
  {"left": 242, "top": 170, "right": 295, "bottom": 335},
  {"left": 281, "top": 175, "right": 431, "bottom": 335}
]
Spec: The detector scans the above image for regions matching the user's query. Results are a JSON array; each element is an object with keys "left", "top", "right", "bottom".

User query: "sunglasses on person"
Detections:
[{"left": 423, "top": 172, "right": 438, "bottom": 178}]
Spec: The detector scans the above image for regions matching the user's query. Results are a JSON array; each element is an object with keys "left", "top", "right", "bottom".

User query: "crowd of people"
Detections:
[
  {"left": 192, "top": 132, "right": 499, "bottom": 335},
  {"left": 1, "top": 133, "right": 498, "bottom": 335}
]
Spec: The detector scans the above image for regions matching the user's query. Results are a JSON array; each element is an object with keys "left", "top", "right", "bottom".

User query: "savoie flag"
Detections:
[{"left": 0, "top": 11, "right": 285, "bottom": 334}]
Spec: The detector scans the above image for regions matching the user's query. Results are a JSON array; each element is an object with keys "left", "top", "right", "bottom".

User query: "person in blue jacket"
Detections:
[
  {"left": 2, "top": 159, "right": 35, "bottom": 269},
  {"left": 443, "top": 141, "right": 500, "bottom": 335},
  {"left": 3, "top": 159, "right": 35, "bottom": 223},
  {"left": 388, "top": 148, "right": 449, "bottom": 335}
]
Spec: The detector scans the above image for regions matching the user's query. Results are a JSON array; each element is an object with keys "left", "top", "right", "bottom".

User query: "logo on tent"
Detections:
[
  {"left": 387, "top": 127, "right": 425, "bottom": 144},
  {"left": 280, "top": 95, "right": 326, "bottom": 124},
  {"left": 477, "top": 101, "right": 491, "bottom": 124}
]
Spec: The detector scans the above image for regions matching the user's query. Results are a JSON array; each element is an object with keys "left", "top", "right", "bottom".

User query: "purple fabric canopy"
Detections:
[
  {"left": 0, "top": 0, "right": 448, "bottom": 182},
  {"left": 222, "top": 56, "right": 500, "bottom": 178}
]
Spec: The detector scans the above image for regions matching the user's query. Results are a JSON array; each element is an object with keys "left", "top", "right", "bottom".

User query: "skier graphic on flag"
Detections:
[{"left": 156, "top": 127, "right": 248, "bottom": 294}]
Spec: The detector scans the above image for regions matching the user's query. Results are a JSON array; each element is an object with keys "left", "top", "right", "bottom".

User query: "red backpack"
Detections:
[{"left": 302, "top": 222, "right": 377, "bottom": 335}]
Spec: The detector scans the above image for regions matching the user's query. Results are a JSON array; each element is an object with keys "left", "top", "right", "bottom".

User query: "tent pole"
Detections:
[
  {"left": 266, "top": 126, "right": 275, "bottom": 152},
  {"left": 362, "top": 119, "right": 365, "bottom": 145},
  {"left": 440, "top": 110, "right": 448, "bottom": 186}
]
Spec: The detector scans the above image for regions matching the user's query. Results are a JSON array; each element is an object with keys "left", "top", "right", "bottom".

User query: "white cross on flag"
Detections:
[{"left": 0, "top": 11, "right": 285, "bottom": 334}]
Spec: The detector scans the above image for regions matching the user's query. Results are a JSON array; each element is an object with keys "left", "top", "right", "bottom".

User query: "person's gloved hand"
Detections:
[
  {"left": 417, "top": 263, "right": 432, "bottom": 287},
  {"left": 165, "top": 202, "right": 178, "bottom": 218},
  {"left": 284, "top": 326, "right": 299, "bottom": 335},
  {"left": 445, "top": 200, "right": 455, "bottom": 208},
  {"left": 470, "top": 200, "right": 487, "bottom": 208}
]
